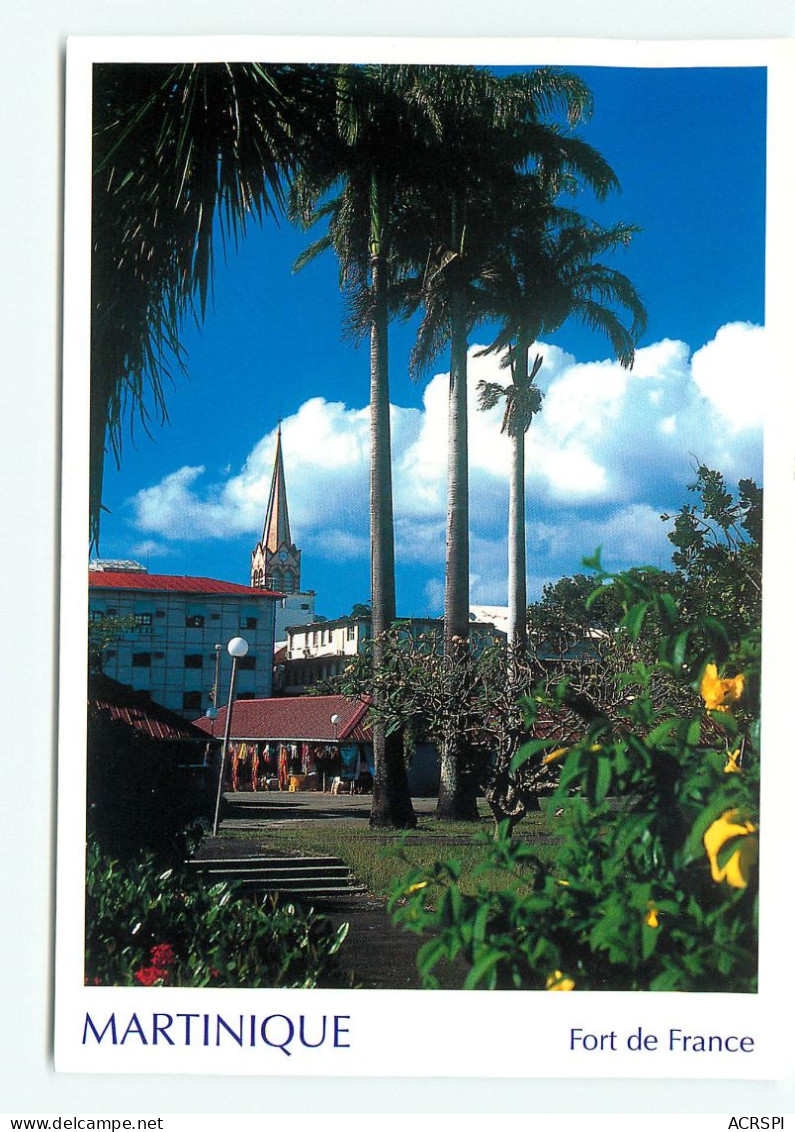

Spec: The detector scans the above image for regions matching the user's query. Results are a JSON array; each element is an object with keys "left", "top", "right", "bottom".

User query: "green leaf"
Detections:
[
  {"left": 624, "top": 601, "right": 648, "bottom": 641},
  {"left": 685, "top": 718, "right": 701, "bottom": 746},
  {"left": 594, "top": 755, "right": 612, "bottom": 805},
  {"left": 672, "top": 629, "right": 690, "bottom": 672},
  {"left": 463, "top": 949, "right": 506, "bottom": 990},
  {"left": 642, "top": 921, "right": 660, "bottom": 960},
  {"left": 647, "top": 718, "right": 679, "bottom": 746}
]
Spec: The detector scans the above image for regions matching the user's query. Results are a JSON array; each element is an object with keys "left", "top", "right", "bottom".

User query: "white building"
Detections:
[
  {"left": 281, "top": 615, "right": 505, "bottom": 694},
  {"left": 88, "top": 569, "right": 278, "bottom": 718}
]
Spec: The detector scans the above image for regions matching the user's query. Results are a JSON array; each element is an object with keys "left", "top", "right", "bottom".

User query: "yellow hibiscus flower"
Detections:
[
  {"left": 700, "top": 664, "right": 744, "bottom": 712},
  {"left": 546, "top": 970, "right": 575, "bottom": 991},
  {"left": 703, "top": 809, "right": 758, "bottom": 889},
  {"left": 645, "top": 905, "right": 659, "bottom": 929},
  {"left": 724, "top": 748, "right": 742, "bottom": 774}
]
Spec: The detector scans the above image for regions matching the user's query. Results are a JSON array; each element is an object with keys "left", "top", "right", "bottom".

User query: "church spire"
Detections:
[
  {"left": 262, "top": 424, "right": 292, "bottom": 553},
  {"left": 251, "top": 424, "right": 301, "bottom": 594}
]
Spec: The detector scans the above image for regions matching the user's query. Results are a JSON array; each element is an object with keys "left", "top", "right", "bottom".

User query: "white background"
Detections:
[{"left": 3, "top": 0, "right": 794, "bottom": 1117}]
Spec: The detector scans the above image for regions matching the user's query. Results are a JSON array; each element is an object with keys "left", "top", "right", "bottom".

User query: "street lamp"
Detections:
[
  {"left": 212, "top": 636, "right": 249, "bottom": 837},
  {"left": 327, "top": 712, "right": 341, "bottom": 793}
]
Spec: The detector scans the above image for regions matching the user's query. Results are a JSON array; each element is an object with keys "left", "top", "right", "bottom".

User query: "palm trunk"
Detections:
[
  {"left": 437, "top": 284, "right": 479, "bottom": 821},
  {"left": 444, "top": 287, "right": 470, "bottom": 647},
  {"left": 508, "top": 340, "right": 529, "bottom": 655},
  {"left": 368, "top": 177, "right": 415, "bottom": 829}
]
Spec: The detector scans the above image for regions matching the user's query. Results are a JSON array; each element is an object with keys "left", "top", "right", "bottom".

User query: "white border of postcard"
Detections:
[{"left": 57, "top": 35, "right": 795, "bottom": 1078}]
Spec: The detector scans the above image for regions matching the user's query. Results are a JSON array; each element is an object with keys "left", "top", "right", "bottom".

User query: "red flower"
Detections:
[
  {"left": 134, "top": 965, "right": 168, "bottom": 986},
  {"left": 209, "top": 967, "right": 220, "bottom": 979},
  {"left": 149, "top": 943, "right": 175, "bottom": 967}
]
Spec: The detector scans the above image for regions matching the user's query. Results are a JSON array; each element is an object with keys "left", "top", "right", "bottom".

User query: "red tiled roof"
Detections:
[
  {"left": 89, "top": 571, "right": 280, "bottom": 598},
  {"left": 194, "top": 694, "right": 372, "bottom": 744},
  {"left": 89, "top": 675, "right": 213, "bottom": 743},
  {"left": 273, "top": 645, "right": 288, "bottom": 664}
]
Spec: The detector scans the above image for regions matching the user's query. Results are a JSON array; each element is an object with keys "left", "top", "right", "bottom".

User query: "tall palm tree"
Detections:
[
  {"left": 400, "top": 65, "right": 622, "bottom": 820},
  {"left": 477, "top": 204, "right": 648, "bottom": 651},
  {"left": 403, "top": 67, "right": 618, "bottom": 647},
  {"left": 90, "top": 62, "right": 333, "bottom": 546},
  {"left": 289, "top": 65, "right": 422, "bottom": 828},
  {"left": 477, "top": 351, "right": 544, "bottom": 653}
]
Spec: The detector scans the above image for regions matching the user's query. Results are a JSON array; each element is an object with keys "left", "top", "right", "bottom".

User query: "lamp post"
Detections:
[
  {"left": 328, "top": 712, "right": 341, "bottom": 793},
  {"left": 212, "top": 636, "right": 249, "bottom": 837}
]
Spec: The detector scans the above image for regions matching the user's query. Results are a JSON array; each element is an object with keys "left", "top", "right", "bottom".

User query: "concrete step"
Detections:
[
  {"left": 235, "top": 881, "right": 368, "bottom": 897},
  {"left": 191, "top": 855, "right": 347, "bottom": 870},
  {"left": 188, "top": 853, "right": 365, "bottom": 899}
]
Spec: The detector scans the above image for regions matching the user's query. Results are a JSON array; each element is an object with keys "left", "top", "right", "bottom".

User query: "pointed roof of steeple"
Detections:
[{"left": 262, "top": 424, "right": 293, "bottom": 553}]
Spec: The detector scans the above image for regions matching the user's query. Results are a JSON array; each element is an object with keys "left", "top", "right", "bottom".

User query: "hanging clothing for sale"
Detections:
[
  {"left": 251, "top": 745, "right": 260, "bottom": 791},
  {"left": 339, "top": 744, "right": 360, "bottom": 782},
  {"left": 278, "top": 745, "right": 290, "bottom": 791}
]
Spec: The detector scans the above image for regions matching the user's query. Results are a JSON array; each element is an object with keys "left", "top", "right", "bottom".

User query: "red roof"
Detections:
[
  {"left": 89, "top": 675, "right": 212, "bottom": 743},
  {"left": 89, "top": 571, "right": 279, "bottom": 598},
  {"left": 194, "top": 695, "right": 372, "bottom": 744}
]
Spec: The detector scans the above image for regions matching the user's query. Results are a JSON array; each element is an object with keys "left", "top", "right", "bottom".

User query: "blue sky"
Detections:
[{"left": 96, "top": 64, "right": 766, "bottom": 619}]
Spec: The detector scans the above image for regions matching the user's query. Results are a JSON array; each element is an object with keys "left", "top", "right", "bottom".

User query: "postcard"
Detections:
[{"left": 56, "top": 34, "right": 794, "bottom": 1078}]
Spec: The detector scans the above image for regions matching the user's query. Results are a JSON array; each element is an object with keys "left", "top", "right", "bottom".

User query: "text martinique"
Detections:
[{"left": 82, "top": 1012, "right": 350, "bottom": 1057}]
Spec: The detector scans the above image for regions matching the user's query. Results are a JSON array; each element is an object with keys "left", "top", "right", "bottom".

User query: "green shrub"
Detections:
[
  {"left": 85, "top": 842, "right": 349, "bottom": 988},
  {"left": 389, "top": 558, "right": 759, "bottom": 992}
]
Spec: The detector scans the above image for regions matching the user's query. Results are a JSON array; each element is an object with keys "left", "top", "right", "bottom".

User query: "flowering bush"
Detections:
[
  {"left": 389, "top": 558, "right": 759, "bottom": 992},
  {"left": 85, "top": 842, "right": 349, "bottom": 988}
]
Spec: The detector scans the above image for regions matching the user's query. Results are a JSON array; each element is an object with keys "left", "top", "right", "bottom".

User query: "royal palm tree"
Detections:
[
  {"left": 400, "top": 65, "right": 622, "bottom": 819},
  {"left": 289, "top": 64, "right": 423, "bottom": 827},
  {"left": 477, "top": 203, "right": 648, "bottom": 652}
]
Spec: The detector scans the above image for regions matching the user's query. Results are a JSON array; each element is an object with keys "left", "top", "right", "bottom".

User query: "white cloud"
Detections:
[
  {"left": 129, "top": 323, "right": 763, "bottom": 601},
  {"left": 691, "top": 321, "right": 766, "bottom": 431}
]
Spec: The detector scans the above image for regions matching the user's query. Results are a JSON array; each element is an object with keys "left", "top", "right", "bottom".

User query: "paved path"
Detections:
[{"left": 217, "top": 790, "right": 442, "bottom": 830}]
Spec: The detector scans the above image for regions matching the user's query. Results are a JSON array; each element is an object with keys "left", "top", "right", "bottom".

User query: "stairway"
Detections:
[{"left": 188, "top": 854, "right": 366, "bottom": 900}]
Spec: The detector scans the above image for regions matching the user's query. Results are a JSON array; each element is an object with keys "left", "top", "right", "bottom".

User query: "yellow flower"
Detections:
[
  {"left": 405, "top": 881, "right": 428, "bottom": 894},
  {"left": 645, "top": 905, "right": 659, "bottom": 929},
  {"left": 546, "top": 970, "right": 575, "bottom": 991},
  {"left": 543, "top": 746, "right": 568, "bottom": 765},
  {"left": 724, "top": 748, "right": 742, "bottom": 774},
  {"left": 703, "top": 809, "right": 758, "bottom": 889},
  {"left": 556, "top": 879, "right": 570, "bottom": 887},
  {"left": 700, "top": 664, "right": 745, "bottom": 712}
]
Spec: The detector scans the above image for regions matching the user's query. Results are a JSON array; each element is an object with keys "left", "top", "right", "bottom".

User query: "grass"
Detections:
[{"left": 220, "top": 802, "right": 561, "bottom": 901}]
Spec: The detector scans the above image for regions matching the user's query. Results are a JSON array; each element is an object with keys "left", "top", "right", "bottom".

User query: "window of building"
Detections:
[
  {"left": 134, "top": 613, "right": 152, "bottom": 626},
  {"left": 184, "top": 654, "right": 203, "bottom": 669},
  {"left": 240, "top": 616, "right": 258, "bottom": 630},
  {"left": 182, "top": 691, "right": 202, "bottom": 711},
  {"left": 131, "top": 652, "right": 151, "bottom": 667},
  {"left": 155, "top": 610, "right": 166, "bottom": 619},
  {"left": 106, "top": 607, "right": 117, "bottom": 615},
  {"left": 347, "top": 625, "right": 355, "bottom": 641},
  {"left": 89, "top": 610, "right": 105, "bottom": 622},
  {"left": 236, "top": 691, "right": 255, "bottom": 700},
  {"left": 186, "top": 615, "right": 205, "bottom": 628},
  {"left": 237, "top": 655, "right": 256, "bottom": 670},
  {"left": 300, "top": 603, "right": 309, "bottom": 611}
]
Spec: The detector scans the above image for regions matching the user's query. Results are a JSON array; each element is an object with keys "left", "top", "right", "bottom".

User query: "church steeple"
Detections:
[
  {"left": 262, "top": 425, "right": 292, "bottom": 553},
  {"left": 251, "top": 425, "right": 301, "bottom": 594}
]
